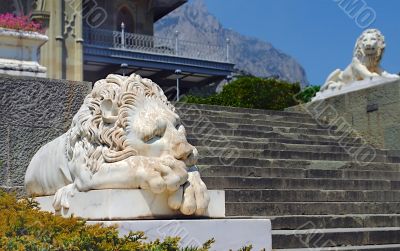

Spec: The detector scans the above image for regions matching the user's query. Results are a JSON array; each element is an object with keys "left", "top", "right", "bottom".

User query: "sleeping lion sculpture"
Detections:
[
  {"left": 320, "top": 28, "right": 399, "bottom": 92},
  {"left": 25, "top": 74, "right": 210, "bottom": 216}
]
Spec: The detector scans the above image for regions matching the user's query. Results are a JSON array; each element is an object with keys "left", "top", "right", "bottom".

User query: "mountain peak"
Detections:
[
  {"left": 155, "top": 1, "right": 309, "bottom": 86},
  {"left": 190, "top": 0, "right": 207, "bottom": 11}
]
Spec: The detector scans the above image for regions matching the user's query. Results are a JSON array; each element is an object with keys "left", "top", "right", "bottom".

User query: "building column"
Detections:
[
  {"left": 73, "top": 0, "right": 84, "bottom": 81},
  {"left": 33, "top": 0, "right": 84, "bottom": 81},
  {"left": 54, "top": 0, "right": 64, "bottom": 79}
]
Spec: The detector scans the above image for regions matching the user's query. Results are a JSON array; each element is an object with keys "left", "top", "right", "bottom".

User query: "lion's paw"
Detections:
[
  {"left": 134, "top": 156, "right": 188, "bottom": 194},
  {"left": 177, "top": 170, "right": 210, "bottom": 216},
  {"left": 52, "top": 183, "right": 78, "bottom": 211}
]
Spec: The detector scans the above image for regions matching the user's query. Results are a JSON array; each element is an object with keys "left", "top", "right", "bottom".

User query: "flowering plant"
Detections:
[{"left": 0, "top": 13, "right": 42, "bottom": 33}]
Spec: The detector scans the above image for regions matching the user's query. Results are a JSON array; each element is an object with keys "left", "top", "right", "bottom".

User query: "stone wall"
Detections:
[
  {"left": 0, "top": 75, "right": 91, "bottom": 192},
  {"left": 287, "top": 79, "right": 400, "bottom": 150}
]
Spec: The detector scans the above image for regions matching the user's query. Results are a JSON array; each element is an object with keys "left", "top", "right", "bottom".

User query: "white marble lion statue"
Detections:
[
  {"left": 320, "top": 28, "right": 399, "bottom": 91},
  {"left": 25, "top": 74, "right": 210, "bottom": 216}
]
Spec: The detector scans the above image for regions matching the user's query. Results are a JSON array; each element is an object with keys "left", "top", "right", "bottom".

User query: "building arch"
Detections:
[{"left": 116, "top": 5, "right": 136, "bottom": 33}]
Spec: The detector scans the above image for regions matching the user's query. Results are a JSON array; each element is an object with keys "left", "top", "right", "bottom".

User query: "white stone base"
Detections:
[
  {"left": 0, "top": 58, "right": 47, "bottom": 77},
  {"left": 35, "top": 189, "right": 225, "bottom": 220},
  {"left": 312, "top": 76, "right": 399, "bottom": 101},
  {"left": 90, "top": 219, "right": 272, "bottom": 251},
  {"left": 0, "top": 68, "right": 46, "bottom": 78},
  {"left": 0, "top": 29, "right": 48, "bottom": 78}
]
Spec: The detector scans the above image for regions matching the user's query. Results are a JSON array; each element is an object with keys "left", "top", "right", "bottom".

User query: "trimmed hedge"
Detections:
[
  {"left": 0, "top": 191, "right": 222, "bottom": 251},
  {"left": 183, "top": 77, "right": 301, "bottom": 110}
]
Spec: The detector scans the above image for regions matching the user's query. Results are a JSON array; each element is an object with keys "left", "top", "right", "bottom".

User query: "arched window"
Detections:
[{"left": 117, "top": 7, "right": 135, "bottom": 33}]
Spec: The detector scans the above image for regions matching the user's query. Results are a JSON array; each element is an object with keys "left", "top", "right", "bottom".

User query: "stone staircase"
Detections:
[{"left": 176, "top": 103, "right": 400, "bottom": 251}]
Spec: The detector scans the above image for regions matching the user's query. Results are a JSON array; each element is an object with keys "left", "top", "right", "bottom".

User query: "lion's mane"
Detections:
[
  {"left": 66, "top": 74, "right": 175, "bottom": 173},
  {"left": 354, "top": 28, "right": 385, "bottom": 72}
]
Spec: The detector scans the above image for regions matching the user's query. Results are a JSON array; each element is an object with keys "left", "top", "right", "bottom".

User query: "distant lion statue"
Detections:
[
  {"left": 25, "top": 74, "right": 210, "bottom": 216},
  {"left": 320, "top": 29, "right": 399, "bottom": 91}
]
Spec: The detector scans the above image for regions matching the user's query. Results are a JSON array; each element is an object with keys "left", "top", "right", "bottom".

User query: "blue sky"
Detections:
[{"left": 204, "top": 0, "right": 400, "bottom": 85}]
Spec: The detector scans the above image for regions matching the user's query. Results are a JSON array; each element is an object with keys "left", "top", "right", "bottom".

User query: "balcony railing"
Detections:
[{"left": 83, "top": 27, "right": 230, "bottom": 63}]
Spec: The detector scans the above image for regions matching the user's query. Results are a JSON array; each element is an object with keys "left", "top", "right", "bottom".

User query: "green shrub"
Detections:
[
  {"left": 0, "top": 191, "right": 217, "bottom": 251},
  {"left": 294, "top": 85, "right": 320, "bottom": 103},
  {"left": 183, "top": 77, "right": 301, "bottom": 110}
]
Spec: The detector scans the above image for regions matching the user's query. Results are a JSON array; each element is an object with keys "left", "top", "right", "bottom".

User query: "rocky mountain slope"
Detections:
[{"left": 155, "top": 0, "right": 309, "bottom": 86}]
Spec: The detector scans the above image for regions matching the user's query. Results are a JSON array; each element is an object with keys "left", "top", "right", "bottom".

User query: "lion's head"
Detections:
[
  {"left": 354, "top": 29, "right": 385, "bottom": 71},
  {"left": 66, "top": 74, "right": 198, "bottom": 173}
]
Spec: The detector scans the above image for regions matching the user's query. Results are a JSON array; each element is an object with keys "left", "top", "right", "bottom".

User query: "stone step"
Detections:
[
  {"left": 391, "top": 181, "right": 400, "bottom": 189},
  {"left": 305, "top": 168, "right": 400, "bottom": 180},
  {"left": 186, "top": 125, "right": 346, "bottom": 137},
  {"left": 225, "top": 189, "right": 400, "bottom": 202},
  {"left": 189, "top": 123, "right": 345, "bottom": 137},
  {"left": 198, "top": 165, "right": 400, "bottom": 180},
  {"left": 178, "top": 110, "right": 320, "bottom": 126},
  {"left": 272, "top": 227, "right": 400, "bottom": 249},
  {"left": 181, "top": 115, "right": 325, "bottom": 129},
  {"left": 277, "top": 245, "right": 400, "bottom": 251},
  {"left": 225, "top": 202, "right": 400, "bottom": 216},
  {"left": 188, "top": 136, "right": 365, "bottom": 148},
  {"left": 199, "top": 165, "right": 306, "bottom": 178},
  {"left": 192, "top": 140, "right": 385, "bottom": 155},
  {"left": 176, "top": 103, "right": 310, "bottom": 117},
  {"left": 269, "top": 214, "right": 400, "bottom": 230},
  {"left": 179, "top": 109, "right": 320, "bottom": 121},
  {"left": 198, "top": 157, "right": 400, "bottom": 170},
  {"left": 202, "top": 177, "right": 393, "bottom": 191},
  {"left": 274, "top": 244, "right": 400, "bottom": 251},
  {"left": 188, "top": 137, "right": 365, "bottom": 153},
  {"left": 293, "top": 168, "right": 354, "bottom": 179},
  {"left": 175, "top": 102, "right": 310, "bottom": 118},
  {"left": 197, "top": 147, "right": 388, "bottom": 163},
  {"left": 187, "top": 130, "right": 364, "bottom": 145},
  {"left": 197, "top": 146, "right": 350, "bottom": 161},
  {"left": 388, "top": 155, "right": 400, "bottom": 163}
]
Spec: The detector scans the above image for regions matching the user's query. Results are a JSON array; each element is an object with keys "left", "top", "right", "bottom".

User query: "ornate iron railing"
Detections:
[{"left": 83, "top": 27, "right": 230, "bottom": 63}]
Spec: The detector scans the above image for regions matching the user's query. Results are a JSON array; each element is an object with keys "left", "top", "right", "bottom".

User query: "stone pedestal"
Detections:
[
  {"left": 35, "top": 189, "right": 225, "bottom": 219},
  {"left": 312, "top": 77, "right": 399, "bottom": 101},
  {"left": 35, "top": 189, "right": 272, "bottom": 250},
  {"left": 91, "top": 219, "right": 272, "bottom": 251},
  {"left": 0, "top": 29, "right": 48, "bottom": 77}
]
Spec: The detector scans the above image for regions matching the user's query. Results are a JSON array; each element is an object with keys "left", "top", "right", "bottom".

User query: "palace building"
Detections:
[{"left": 6, "top": 0, "right": 234, "bottom": 90}]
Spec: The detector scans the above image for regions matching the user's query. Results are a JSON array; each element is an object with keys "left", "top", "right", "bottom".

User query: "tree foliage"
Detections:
[
  {"left": 294, "top": 85, "right": 320, "bottom": 104},
  {"left": 183, "top": 77, "right": 302, "bottom": 110}
]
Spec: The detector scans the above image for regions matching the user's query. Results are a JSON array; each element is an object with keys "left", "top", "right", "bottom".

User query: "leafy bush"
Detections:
[
  {"left": 294, "top": 85, "right": 320, "bottom": 103},
  {"left": 0, "top": 191, "right": 216, "bottom": 251},
  {"left": 0, "top": 13, "right": 43, "bottom": 33},
  {"left": 183, "top": 77, "right": 301, "bottom": 110}
]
